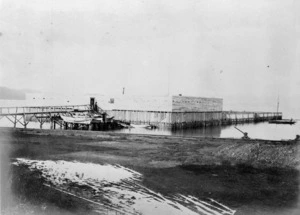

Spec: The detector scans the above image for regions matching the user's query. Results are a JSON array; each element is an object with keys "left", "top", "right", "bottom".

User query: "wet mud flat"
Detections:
[
  {"left": 1, "top": 128, "right": 300, "bottom": 215},
  {"left": 3, "top": 165, "right": 100, "bottom": 215}
]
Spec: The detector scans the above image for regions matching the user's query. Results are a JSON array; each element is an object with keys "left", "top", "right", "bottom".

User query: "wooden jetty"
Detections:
[
  {"left": 0, "top": 105, "right": 90, "bottom": 129},
  {"left": 0, "top": 104, "right": 283, "bottom": 130},
  {"left": 0, "top": 102, "right": 120, "bottom": 131}
]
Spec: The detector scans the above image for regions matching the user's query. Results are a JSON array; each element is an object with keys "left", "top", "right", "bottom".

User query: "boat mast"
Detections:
[{"left": 276, "top": 94, "right": 279, "bottom": 119}]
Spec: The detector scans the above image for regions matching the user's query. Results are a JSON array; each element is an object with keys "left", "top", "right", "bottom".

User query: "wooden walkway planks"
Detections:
[
  {"left": 0, "top": 104, "right": 90, "bottom": 128},
  {"left": 0, "top": 104, "right": 90, "bottom": 116}
]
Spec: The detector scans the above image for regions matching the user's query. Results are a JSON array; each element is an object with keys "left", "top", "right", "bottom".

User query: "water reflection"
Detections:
[
  {"left": 11, "top": 158, "right": 236, "bottom": 215},
  {"left": 172, "top": 125, "right": 222, "bottom": 137},
  {"left": 5, "top": 158, "right": 300, "bottom": 215},
  {"left": 112, "top": 121, "right": 300, "bottom": 140}
]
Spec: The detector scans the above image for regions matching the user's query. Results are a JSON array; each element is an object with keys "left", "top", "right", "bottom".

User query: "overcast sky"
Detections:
[{"left": 0, "top": 0, "right": 299, "bottom": 117}]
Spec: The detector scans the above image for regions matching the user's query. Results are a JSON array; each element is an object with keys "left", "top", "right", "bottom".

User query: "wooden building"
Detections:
[{"left": 104, "top": 95, "right": 224, "bottom": 128}]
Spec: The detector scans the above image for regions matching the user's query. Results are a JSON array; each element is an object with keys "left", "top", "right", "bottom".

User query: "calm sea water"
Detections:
[
  {"left": 112, "top": 121, "right": 300, "bottom": 140},
  {"left": 1, "top": 117, "right": 299, "bottom": 140}
]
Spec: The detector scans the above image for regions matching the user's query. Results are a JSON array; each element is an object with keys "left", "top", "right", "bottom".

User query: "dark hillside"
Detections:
[{"left": 0, "top": 87, "right": 26, "bottom": 100}]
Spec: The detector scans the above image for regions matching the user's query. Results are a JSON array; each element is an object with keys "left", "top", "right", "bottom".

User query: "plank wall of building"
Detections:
[
  {"left": 107, "top": 110, "right": 223, "bottom": 127},
  {"left": 171, "top": 112, "right": 223, "bottom": 123},
  {"left": 172, "top": 96, "right": 223, "bottom": 112},
  {"left": 106, "top": 110, "right": 172, "bottom": 125},
  {"left": 109, "top": 96, "right": 172, "bottom": 112}
]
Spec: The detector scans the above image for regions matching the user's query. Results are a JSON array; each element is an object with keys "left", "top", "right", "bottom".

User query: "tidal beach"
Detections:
[{"left": 1, "top": 128, "right": 300, "bottom": 215}]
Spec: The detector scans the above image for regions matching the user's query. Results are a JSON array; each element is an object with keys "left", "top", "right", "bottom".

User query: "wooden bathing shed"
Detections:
[{"left": 104, "top": 95, "right": 282, "bottom": 129}]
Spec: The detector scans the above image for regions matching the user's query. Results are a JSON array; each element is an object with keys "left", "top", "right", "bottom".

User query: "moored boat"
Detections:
[
  {"left": 269, "top": 119, "right": 296, "bottom": 125},
  {"left": 60, "top": 114, "right": 93, "bottom": 125}
]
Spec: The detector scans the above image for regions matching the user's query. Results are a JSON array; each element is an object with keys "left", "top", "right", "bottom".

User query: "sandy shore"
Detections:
[
  {"left": 1, "top": 127, "right": 299, "bottom": 170},
  {"left": 1, "top": 127, "right": 300, "bottom": 215}
]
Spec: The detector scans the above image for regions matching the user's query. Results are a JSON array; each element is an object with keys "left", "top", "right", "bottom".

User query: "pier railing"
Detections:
[
  {"left": 0, "top": 104, "right": 90, "bottom": 116},
  {"left": 0, "top": 104, "right": 90, "bottom": 128}
]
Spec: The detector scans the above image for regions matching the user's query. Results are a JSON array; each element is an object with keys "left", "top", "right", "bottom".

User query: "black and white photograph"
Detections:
[{"left": 1, "top": 0, "right": 300, "bottom": 214}]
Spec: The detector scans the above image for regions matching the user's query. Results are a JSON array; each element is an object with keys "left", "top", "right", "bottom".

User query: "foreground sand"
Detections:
[
  {"left": 1, "top": 127, "right": 299, "bottom": 169},
  {"left": 1, "top": 128, "right": 300, "bottom": 215}
]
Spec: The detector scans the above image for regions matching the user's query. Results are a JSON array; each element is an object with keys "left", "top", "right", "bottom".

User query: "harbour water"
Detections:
[{"left": 113, "top": 121, "right": 300, "bottom": 140}]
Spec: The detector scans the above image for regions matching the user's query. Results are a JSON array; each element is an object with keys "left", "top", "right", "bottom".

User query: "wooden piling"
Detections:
[
  {"left": 13, "top": 107, "right": 18, "bottom": 128},
  {"left": 23, "top": 113, "right": 27, "bottom": 129},
  {"left": 88, "top": 123, "right": 93, "bottom": 131},
  {"left": 50, "top": 119, "right": 54, "bottom": 129}
]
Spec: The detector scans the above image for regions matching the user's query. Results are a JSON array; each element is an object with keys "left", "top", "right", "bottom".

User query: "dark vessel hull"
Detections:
[{"left": 269, "top": 120, "right": 296, "bottom": 125}]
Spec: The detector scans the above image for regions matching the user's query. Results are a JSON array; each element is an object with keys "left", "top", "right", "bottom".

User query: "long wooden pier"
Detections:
[
  {"left": 0, "top": 105, "right": 90, "bottom": 129},
  {"left": 222, "top": 110, "right": 283, "bottom": 124},
  {"left": 0, "top": 104, "right": 283, "bottom": 130},
  {"left": 107, "top": 109, "right": 283, "bottom": 129}
]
